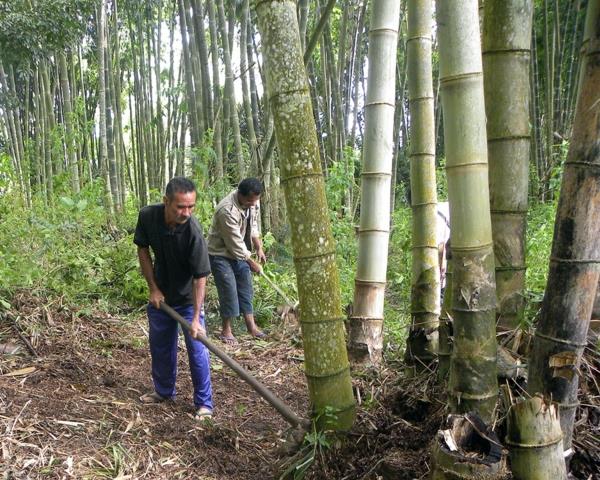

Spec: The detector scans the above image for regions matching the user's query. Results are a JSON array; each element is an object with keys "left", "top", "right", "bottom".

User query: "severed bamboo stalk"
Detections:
[
  {"left": 430, "top": 413, "right": 507, "bottom": 480},
  {"left": 506, "top": 395, "right": 567, "bottom": 480}
]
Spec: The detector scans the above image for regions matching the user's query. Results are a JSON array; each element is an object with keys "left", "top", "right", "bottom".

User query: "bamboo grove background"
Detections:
[{"left": 0, "top": 0, "right": 588, "bottom": 219}]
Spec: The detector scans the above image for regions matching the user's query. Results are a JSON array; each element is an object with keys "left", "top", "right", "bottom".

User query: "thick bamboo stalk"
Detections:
[
  {"left": 104, "top": 46, "right": 121, "bottom": 210},
  {"left": 438, "top": 263, "right": 453, "bottom": 381},
  {"left": 217, "top": 0, "right": 244, "bottom": 180},
  {"left": 347, "top": 0, "right": 399, "bottom": 366},
  {"left": 246, "top": 12, "right": 261, "bottom": 137},
  {"left": 191, "top": 0, "right": 213, "bottom": 129},
  {"left": 255, "top": 0, "right": 356, "bottom": 430},
  {"left": 405, "top": 0, "right": 440, "bottom": 371},
  {"left": 483, "top": 0, "right": 533, "bottom": 330},
  {"left": 97, "top": 1, "right": 114, "bottom": 214},
  {"left": 528, "top": 2, "right": 600, "bottom": 449},
  {"left": 0, "top": 63, "right": 25, "bottom": 195},
  {"left": 206, "top": 0, "right": 223, "bottom": 173},
  {"left": 240, "top": 0, "right": 259, "bottom": 175},
  {"left": 436, "top": 0, "right": 498, "bottom": 421},
  {"left": 182, "top": 0, "right": 205, "bottom": 143},
  {"left": 506, "top": 395, "right": 567, "bottom": 480},
  {"left": 575, "top": 0, "right": 599, "bottom": 110},
  {"left": 109, "top": 4, "right": 127, "bottom": 208},
  {"left": 178, "top": 0, "right": 200, "bottom": 149}
]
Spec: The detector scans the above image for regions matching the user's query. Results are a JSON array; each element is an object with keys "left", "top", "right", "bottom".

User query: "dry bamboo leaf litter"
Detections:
[{"left": 0, "top": 290, "right": 598, "bottom": 479}]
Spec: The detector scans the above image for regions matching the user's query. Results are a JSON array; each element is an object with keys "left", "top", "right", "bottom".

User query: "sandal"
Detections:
[
  {"left": 194, "top": 406, "right": 213, "bottom": 421},
  {"left": 218, "top": 334, "right": 238, "bottom": 345},
  {"left": 139, "top": 391, "right": 168, "bottom": 404}
]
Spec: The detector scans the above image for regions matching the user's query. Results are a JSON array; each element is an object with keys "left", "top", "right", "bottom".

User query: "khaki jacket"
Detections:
[{"left": 207, "top": 190, "right": 260, "bottom": 260}]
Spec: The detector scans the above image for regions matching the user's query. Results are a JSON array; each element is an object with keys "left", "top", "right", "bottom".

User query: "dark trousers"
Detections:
[
  {"left": 147, "top": 304, "right": 213, "bottom": 410},
  {"left": 209, "top": 255, "right": 254, "bottom": 318}
]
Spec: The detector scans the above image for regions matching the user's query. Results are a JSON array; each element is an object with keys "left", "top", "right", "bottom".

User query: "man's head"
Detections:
[
  {"left": 164, "top": 177, "right": 197, "bottom": 226},
  {"left": 237, "top": 177, "right": 263, "bottom": 210}
]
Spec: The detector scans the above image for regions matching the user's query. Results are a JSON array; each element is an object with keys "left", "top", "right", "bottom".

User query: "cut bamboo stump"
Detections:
[
  {"left": 506, "top": 395, "right": 567, "bottom": 480},
  {"left": 430, "top": 413, "right": 507, "bottom": 480}
]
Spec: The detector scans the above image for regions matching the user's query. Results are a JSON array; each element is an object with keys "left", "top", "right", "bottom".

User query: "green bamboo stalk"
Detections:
[
  {"left": 191, "top": 0, "right": 213, "bottom": 130},
  {"left": 240, "top": 0, "right": 259, "bottom": 175},
  {"left": 178, "top": 0, "right": 200, "bottom": 148},
  {"left": 97, "top": 2, "right": 114, "bottom": 214},
  {"left": 436, "top": 0, "right": 498, "bottom": 421},
  {"left": 483, "top": 0, "right": 533, "bottom": 330},
  {"left": 347, "top": 0, "right": 400, "bottom": 366},
  {"left": 255, "top": 0, "right": 355, "bottom": 430},
  {"left": 217, "top": 0, "right": 244, "bottom": 180},
  {"left": 404, "top": 0, "right": 440, "bottom": 371},
  {"left": 206, "top": 0, "right": 223, "bottom": 177}
]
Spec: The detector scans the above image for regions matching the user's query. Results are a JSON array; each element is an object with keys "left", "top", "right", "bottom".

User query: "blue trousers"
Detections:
[
  {"left": 209, "top": 255, "right": 254, "bottom": 318},
  {"left": 147, "top": 304, "right": 213, "bottom": 410}
]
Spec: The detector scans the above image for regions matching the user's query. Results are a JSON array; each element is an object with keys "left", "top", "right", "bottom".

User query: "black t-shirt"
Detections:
[{"left": 133, "top": 204, "right": 211, "bottom": 306}]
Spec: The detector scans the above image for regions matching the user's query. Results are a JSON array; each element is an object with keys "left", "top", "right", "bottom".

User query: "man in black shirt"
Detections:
[{"left": 134, "top": 177, "right": 213, "bottom": 420}]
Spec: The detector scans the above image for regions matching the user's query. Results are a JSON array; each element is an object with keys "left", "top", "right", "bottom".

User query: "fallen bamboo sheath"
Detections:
[{"left": 159, "top": 302, "right": 310, "bottom": 430}]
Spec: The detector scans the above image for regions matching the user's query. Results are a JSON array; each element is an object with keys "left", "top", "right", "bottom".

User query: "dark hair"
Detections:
[
  {"left": 165, "top": 177, "right": 196, "bottom": 199},
  {"left": 238, "top": 177, "right": 263, "bottom": 197}
]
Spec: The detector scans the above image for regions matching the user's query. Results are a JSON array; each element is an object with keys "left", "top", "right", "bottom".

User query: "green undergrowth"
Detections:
[
  {"left": 0, "top": 180, "right": 144, "bottom": 310},
  {"left": 0, "top": 176, "right": 557, "bottom": 347},
  {"left": 385, "top": 206, "right": 413, "bottom": 348},
  {"left": 524, "top": 200, "right": 557, "bottom": 325}
]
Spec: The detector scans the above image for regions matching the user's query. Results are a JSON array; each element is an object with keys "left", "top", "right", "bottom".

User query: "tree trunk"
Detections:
[
  {"left": 404, "top": 0, "right": 440, "bottom": 371},
  {"left": 483, "top": 0, "right": 533, "bottom": 330},
  {"left": 255, "top": 0, "right": 356, "bottom": 430},
  {"left": 527, "top": 2, "right": 600, "bottom": 449},
  {"left": 436, "top": 0, "right": 498, "bottom": 422}
]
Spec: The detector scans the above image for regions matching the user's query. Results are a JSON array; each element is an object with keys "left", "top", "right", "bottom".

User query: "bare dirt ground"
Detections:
[{"left": 1, "top": 290, "right": 598, "bottom": 479}]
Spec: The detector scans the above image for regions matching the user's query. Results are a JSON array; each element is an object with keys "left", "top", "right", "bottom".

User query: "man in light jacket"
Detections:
[{"left": 207, "top": 178, "right": 266, "bottom": 344}]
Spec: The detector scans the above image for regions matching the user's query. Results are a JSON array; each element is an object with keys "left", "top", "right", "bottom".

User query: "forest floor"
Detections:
[{"left": 1, "top": 290, "right": 598, "bottom": 479}]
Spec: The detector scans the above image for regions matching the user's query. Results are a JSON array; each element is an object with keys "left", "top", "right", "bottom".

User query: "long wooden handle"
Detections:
[{"left": 159, "top": 302, "right": 309, "bottom": 429}]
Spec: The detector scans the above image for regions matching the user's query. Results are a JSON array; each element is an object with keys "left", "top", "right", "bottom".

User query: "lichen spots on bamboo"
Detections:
[{"left": 255, "top": 0, "right": 356, "bottom": 429}]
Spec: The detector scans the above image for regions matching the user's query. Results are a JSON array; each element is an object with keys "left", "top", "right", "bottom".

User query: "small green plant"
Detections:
[
  {"left": 279, "top": 407, "right": 337, "bottom": 480},
  {"left": 235, "top": 403, "right": 247, "bottom": 417},
  {"left": 87, "top": 442, "right": 128, "bottom": 479}
]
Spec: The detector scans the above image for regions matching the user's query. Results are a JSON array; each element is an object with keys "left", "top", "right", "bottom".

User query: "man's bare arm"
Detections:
[
  {"left": 190, "top": 277, "right": 207, "bottom": 338},
  {"left": 137, "top": 247, "right": 164, "bottom": 308}
]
